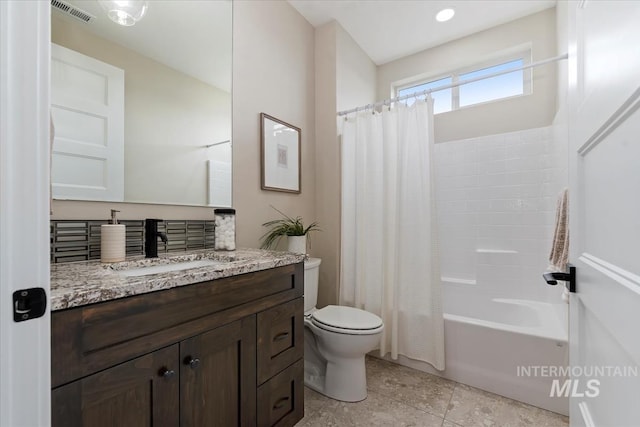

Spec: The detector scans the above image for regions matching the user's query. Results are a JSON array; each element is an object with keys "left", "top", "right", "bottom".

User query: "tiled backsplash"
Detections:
[
  {"left": 51, "top": 220, "right": 215, "bottom": 263},
  {"left": 434, "top": 126, "right": 568, "bottom": 302}
]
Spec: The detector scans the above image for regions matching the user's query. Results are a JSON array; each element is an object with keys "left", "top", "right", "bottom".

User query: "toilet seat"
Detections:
[{"left": 311, "top": 305, "right": 383, "bottom": 335}]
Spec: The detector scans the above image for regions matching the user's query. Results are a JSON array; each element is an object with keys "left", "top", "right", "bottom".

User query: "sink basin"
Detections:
[{"left": 119, "top": 259, "right": 223, "bottom": 277}]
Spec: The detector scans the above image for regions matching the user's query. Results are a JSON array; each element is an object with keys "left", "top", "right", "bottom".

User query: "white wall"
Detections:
[
  {"left": 314, "top": 21, "right": 377, "bottom": 307},
  {"left": 434, "top": 126, "right": 567, "bottom": 302},
  {"left": 377, "top": 8, "right": 557, "bottom": 143},
  {"left": 51, "top": 14, "right": 231, "bottom": 206}
]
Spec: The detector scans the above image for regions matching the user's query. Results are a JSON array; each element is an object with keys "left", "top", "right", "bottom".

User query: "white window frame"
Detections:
[{"left": 394, "top": 47, "right": 533, "bottom": 114}]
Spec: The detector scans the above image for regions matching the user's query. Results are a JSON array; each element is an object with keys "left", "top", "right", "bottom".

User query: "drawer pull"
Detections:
[
  {"left": 158, "top": 367, "right": 175, "bottom": 379},
  {"left": 184, "top": 356, "right": 201, "bottom": 369},
  {"left": 273, "top": 332, "right": 289, "bottom": 342},
  {"left": 272, "top": 396, "right": 290, "bottom": 410}
]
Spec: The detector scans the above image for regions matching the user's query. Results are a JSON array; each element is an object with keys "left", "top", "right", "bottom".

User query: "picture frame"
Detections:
[{"left": 260, "top": 113, "right": 301, "bottom": 193}]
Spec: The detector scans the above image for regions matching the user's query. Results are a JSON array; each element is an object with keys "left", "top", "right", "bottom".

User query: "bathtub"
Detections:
[
  {"left": 382, "top": 285, "right": 569, "bottom": 415},
  {"left": 443, "top": 287, "right": 569, "bottom": 415}
]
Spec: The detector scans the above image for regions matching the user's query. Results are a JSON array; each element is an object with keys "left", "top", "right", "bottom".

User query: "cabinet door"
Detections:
[
  {"left": 52, "top": 344, "right": 179, "bottom": 427},
  {"left": 180, "top": 316, "right": 256, "bottom": 427}
]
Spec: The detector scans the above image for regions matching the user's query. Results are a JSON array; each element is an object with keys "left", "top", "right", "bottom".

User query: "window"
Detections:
[
  {"left": 395, "top": 53, "right": 530, "bottom": 114},
  {"left": 459, "top": 59, "right": 524, "bottom": 107}
]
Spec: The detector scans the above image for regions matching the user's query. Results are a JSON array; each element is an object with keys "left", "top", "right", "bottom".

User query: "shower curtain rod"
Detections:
[{"left": 337, "top": 53, "right": 568, "bottom": 117}]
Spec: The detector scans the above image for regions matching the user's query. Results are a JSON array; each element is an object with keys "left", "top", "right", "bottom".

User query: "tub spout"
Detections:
[
  {"left": 542, "top": 264, "right": 576, "bottom": 293},
  {"left": 543, "top": 272, "right": 570, "bottom": 286}
]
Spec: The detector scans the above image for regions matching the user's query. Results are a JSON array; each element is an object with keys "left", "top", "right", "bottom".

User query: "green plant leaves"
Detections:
[{"left": 259, "top": 206, "right": 320, "bottom": 249}]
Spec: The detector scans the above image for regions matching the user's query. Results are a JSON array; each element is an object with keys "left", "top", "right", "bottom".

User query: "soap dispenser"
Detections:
[{"left": 101, "top": 209, "right": 126, "bottom": 263}]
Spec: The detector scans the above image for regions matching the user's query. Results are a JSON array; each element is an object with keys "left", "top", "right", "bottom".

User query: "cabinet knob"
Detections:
[
  {"left": 159, "top": 368, "right": 175, "bottom": 379},
  {"left": 184, "top": 356, "right": 201, "bottom": 369}
]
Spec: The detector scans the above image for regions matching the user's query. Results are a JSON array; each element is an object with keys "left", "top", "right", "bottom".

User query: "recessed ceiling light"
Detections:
[{"left": 436, "top": 8, "right": 455, "bottom": 22}]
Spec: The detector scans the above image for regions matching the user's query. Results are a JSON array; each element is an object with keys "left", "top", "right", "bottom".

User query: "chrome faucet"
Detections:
[{"left": 145, "top": 219, "right": 168, "bottom": 258}]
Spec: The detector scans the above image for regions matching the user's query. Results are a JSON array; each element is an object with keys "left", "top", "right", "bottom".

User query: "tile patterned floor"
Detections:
[{"left": 296, "top": 356, "right": 569, "bottom": 427}]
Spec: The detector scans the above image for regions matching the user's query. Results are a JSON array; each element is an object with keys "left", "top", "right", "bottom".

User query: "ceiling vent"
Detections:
[{"left": 51, "top": 0, "right": 95, "bottom": 24}]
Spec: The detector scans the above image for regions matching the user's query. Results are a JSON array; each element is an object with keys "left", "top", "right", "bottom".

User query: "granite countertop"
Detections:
[{"left": 50, "top": 248, "right": 306, "bottom": 311}]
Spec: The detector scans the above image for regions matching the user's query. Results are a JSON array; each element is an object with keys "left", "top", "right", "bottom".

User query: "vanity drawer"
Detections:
[
  {"left": 256, "top": 298, "right": 304, "bottom": 384},
  {"left": 257, "top": 359, "right": 304, "bottom": 427}
]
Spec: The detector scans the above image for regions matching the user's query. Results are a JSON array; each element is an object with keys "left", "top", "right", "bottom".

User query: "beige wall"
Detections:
[
  {"left": 51, "top": 199, "right": 213, "bottom": 220},
  {"left": 377, "top": 8, "right": 557, "bottom": 142},
  {"left": 336, "top": 26, "right": 377, "bottom": 111},
  {"left": 52, "top": 1, "right": 317, "bottom": 244},
  {"left": 232, "top": 0, "right": 316, "bottom": 249},
  {"left": 51, "top": 14, "right": 231, "bottom": 207},
  {"left": 313, "top": 21, "right": 377, "bottom": 307},
  {"left": 313, "top": 22, "right": 339, "bottom": 308}
]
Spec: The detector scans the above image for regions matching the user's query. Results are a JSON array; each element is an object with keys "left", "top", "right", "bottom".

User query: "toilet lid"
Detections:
[{"left": 311, "top": 305, "right": 383, "bottom": 332}]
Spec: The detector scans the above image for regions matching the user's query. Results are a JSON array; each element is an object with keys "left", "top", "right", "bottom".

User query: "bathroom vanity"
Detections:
[{"left": 50, "top": 249, "right": 305, "bottom": 427}]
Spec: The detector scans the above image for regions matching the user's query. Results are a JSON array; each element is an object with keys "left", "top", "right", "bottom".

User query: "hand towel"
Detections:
[{"left": 549, "top": 188, "right": 569, "bottom": 271}]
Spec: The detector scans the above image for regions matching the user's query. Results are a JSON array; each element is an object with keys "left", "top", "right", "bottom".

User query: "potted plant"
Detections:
[{"left": 260, "top": 206, "right": 320, "bottom": 254}]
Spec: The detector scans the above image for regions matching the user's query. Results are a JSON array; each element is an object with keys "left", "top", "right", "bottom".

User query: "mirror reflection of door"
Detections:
[
  {"left": 51, "top": 43, "right": 125, "bottom": 202},
  {"left": 50, "top": 0, "right": 232, "bottom": 207}
]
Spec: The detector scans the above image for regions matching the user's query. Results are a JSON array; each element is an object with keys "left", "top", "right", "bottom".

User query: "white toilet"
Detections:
[{"left": 303, "top": 258, "right": 384, "bottom": 402}]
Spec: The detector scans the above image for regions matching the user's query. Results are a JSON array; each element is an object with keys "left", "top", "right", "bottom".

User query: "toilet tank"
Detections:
[{"left": 303, "top": 257, "right": 322, "bottom": 312}]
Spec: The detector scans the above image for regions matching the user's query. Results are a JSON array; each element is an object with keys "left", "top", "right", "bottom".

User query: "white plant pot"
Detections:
[{"left": 287, "top": 235, "right": 307, "bottom": 255}]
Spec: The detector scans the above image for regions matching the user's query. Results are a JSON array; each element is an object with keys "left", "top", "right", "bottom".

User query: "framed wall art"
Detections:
[{"left": 260, "top": 113, "right": 301, "bottom": 193}]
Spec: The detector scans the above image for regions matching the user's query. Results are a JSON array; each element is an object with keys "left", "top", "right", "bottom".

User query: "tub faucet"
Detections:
[
  {"left": 543, "top": 271, "right": 571, "bottom": 285},
  {"left": 145, "top": 219, "right": 168, "bottom": 258},
  {"left": 542, "top": 264, "right": 576, "bottom": 293}
]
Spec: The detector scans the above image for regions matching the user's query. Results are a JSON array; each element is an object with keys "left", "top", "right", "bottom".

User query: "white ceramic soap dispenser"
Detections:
[{"left": 101, "top": 209, "right": 126, "bottom": 263}]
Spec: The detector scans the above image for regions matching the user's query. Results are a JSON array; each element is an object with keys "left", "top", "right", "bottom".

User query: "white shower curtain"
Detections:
[{"left": 340, "top": 99, "right": 445, "bottom": 370}]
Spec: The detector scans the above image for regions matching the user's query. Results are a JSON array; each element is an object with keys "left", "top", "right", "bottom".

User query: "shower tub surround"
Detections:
[
  {"left": 434, "top": 125, "right": 568, "bottom": 302},
  {"left": 381, "top": 126, "right": 569, "bottom": 415},
  {"left": 50, "top": 248, "right": 305, "bottom": 310}
]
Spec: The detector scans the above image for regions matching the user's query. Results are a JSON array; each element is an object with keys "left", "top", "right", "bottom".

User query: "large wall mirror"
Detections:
[{"left": 51, "top": 0, "right": 232, "bottom": 207}]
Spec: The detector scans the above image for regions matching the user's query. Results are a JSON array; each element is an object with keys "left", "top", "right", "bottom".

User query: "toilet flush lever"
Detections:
[{"left": 543, "top": 263, "right": 576, "bottom": 293}]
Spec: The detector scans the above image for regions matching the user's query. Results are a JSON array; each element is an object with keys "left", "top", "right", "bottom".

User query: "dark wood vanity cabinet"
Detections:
[
  {"left": 180, "top": 317, "right": 257, "bottom": 426},
  {"left": 52, "top": 263, "right": 305, "bottom": 427},
  {"left": 256, "top": 298, "right": 305, "bottom": 427},
  {"left": 52, "top": 344, "right": 180, "bottom": 427}
]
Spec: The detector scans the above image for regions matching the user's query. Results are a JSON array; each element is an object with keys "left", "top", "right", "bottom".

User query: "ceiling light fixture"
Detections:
[
  {"left": 98, "top": 0, "right": 149, "bottom": 26},
  {"left": 435, "top": 8, "right": 455, "bottom": 23}
]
